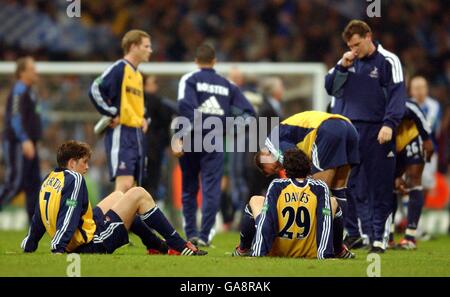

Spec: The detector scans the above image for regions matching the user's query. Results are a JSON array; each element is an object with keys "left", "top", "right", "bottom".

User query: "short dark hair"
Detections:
[
  {"left": 57, "top": 140, "right": 92, "bottom": 168},
  {"left": 342, "top": 20, "right": 372, "bottom": 42},
  {"left": 195, "top": 44, "right": 215, "bottom": 64},
  {"left": 15, "top": 56, "right": 33, "bottom": 79},
  {"left": 283, "top": 148, "right": 311, "bottom": 179}
]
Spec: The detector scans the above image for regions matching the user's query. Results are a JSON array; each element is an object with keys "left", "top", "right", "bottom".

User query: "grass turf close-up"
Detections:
[{"left": 0, "top": 230, "right": 449, "bottom": 277}]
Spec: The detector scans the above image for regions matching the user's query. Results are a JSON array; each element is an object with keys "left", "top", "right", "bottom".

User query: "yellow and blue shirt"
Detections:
[
  {"left": 252, "top": 178, "right": 334, "bottom": 259},
  {"left": 21, "top": 168, "right": 95, "bottom": 253},
  {"left": 396, "top": 99, "right": 431, "bottom": 153},
  {"left": 266, "top": 111, "right": 350, "bottom": 162},
  {"left": 89, "top": 59, "right": 144, "bottom": 128}
]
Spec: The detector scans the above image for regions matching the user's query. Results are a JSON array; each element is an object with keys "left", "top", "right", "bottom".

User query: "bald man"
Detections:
[{"left": 409, "top": 75, "right": 442, "bottom": 192}]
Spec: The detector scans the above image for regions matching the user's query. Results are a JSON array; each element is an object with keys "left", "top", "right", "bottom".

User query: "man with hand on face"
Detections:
[{"left": 325, "top": 20, "right": 406, "bottom": 253}]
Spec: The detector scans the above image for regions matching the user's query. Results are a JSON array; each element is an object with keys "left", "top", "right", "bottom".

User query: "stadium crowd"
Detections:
[{"left": 0, "top": 0, "right": 448, "bottom": 98}]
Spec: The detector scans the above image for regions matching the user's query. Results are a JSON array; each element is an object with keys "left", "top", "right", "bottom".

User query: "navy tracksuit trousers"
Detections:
[
  {"left": 345, "top": 122, "right": 396, "bottom": 242},
  {"left": 0, "top": 139, "right": 41, "bottom": 221},
  {"left": 179, "top": 151, "right": 224, "bottom": 243}
]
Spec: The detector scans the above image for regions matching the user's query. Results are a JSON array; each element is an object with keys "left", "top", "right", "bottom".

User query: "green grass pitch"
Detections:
[{"left": 1, "top": 230, "right": 449, "bottom": 277}]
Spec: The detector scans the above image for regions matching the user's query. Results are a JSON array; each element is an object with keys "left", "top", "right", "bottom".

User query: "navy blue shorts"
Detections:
[
  {"left": 312, "top": 119, "right": 360, "bottom": 173},
  {"left": 396, "top": 135, "right": 424, "bottom": 177},
  {"left": 105, "top": 125, "right": 144, "bottom": 185},
  {"left": 73, "top": 207, "right": 128, "bottom": 254}
]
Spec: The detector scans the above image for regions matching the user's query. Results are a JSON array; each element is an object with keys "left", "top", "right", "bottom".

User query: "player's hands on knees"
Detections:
[
  {"left": 395, "top": 177, "right": 408, "bottom": 195},
  {"left": 109, "top": 116, "right": 120, "bottom": 129},
  {"left": 172, "top": 138, "right": 184, "bottom": 158},
  {"left": 22, "top": 140, "right": 35, "bottom": 160},
  {"left": 422, "top": 138, "right": 434, "bottom": 162},
  {"left": 377, "top": 126, "right": 393, "bottom": 144},
  {"left": 141, "top": 118, "right": 149, "bottom": 134},
  {"left": 341, "top": 51, "right": 356, "bottom": 67}
]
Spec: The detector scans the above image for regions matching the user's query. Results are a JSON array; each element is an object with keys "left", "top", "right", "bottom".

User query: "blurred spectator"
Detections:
[
  {"left": 142, "top": 75, "right": 178, "bottom": 204},
  {"left": 0, "top": 56, "right": 42, "bottom": 222},
  {"left": 410, "top": 75, "right": 442, "bottom": 193}
]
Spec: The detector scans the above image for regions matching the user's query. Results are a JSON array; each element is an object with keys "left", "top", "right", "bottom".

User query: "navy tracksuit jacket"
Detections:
[
  {"left": 325, "top": 42, "right": 406, "bottom": 242},
  {"left": 0, "top": 81, "right": 42, "bottom": 221},
  {"left": 177, "top": 67, "right": 255, "bottom": 242}
]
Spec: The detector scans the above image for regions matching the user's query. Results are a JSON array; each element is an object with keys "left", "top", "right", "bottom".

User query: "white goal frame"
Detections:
[{"left": 0, "top": 62, "right": 329, "bottom": 111}]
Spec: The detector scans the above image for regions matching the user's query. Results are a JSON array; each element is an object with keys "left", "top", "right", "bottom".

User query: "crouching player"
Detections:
[
  {"left": 253, "top": 111, "right": 359, "bottom": 257},
  {"left": 21, "top": 140, "right": 206, "bottom": 256},
  {"left": 389, "top": 100, "right": 433, "bottom": 249},
  {"left": 233, "top": 149, "right": 344, "bottom": 259}
]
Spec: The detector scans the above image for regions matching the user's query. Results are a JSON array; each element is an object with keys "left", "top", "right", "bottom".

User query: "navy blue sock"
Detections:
[
  {"left": 140, "top": 206, "right": 185, "bottom": 251},
  {"left": 333, "top": 207, "right": 344, "bottom": 254},
  {"left": 239, "top": 204, "right": 256, "bottom": 250},
  {"left": 406, "top": 188, "right": 424, "bottom": 238},
  {"left": 331, "top": 188, "right": 347, "bottom": 219},
  {"left": 130, "top": 215, "right": 167, "bottom": 252},
  {"left": 331, "top": 189, "right": 346, "bottom": 252}
]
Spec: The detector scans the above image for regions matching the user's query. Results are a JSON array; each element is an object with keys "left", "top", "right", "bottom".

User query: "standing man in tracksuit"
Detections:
[
  {"left": 325, "top": 20, "right": 406, "bottom": 253},
  {"left": 0, "top": 56, "right": 42, "bottom": 222},
  {"left": 174, "top": 44, "right": 255, "bottom": 246}
]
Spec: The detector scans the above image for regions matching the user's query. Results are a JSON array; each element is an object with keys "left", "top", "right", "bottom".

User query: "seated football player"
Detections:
[
  {"left": 254, "top": 111, "right": 359, "bottom": 255},
  {"left": 388, "top": 99, "right": 433, "bottom": 250},
  {"left": 233, "top": 148, "right": 352, "bottom": 259},
  {"left": 21, "top": 140, "right": 206, "bottom": 256}
]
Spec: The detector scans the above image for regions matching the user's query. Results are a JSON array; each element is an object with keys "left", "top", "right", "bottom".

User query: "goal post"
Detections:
[
  {"left": 0, "top": 61, "right": 330, "bottom": 229},
  {"left": 0, "top": 62, "right": 330, "bottom": 111}
]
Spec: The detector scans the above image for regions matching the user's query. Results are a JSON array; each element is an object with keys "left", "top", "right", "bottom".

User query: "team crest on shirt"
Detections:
[
  {"left": 322, "top": 208, "right": 331, "bottom": 216},
  {"left": 119, "top": 161, "right": 126, "bottom": 170},
  {"left": 369, "top": 66, "right": 379, "bottom": 79},
  {"left": 66, "top": 199, "right": 77, "bottom": 207},
  {"left": 262, "top": 203, "right": 269, "bottom": 213}
]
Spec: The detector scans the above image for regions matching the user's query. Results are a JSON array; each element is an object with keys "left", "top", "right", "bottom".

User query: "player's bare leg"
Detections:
[
  {"left": 96, "top": 189, "right": 167, "bottom": 254},
  {"left": 312, "top": 168, "right": 336, "bottom": 188},
  {"left": 232, "top": 195, "right": 264, "bottom": 256},
  {"left": 332, "top": 165, "right": 351, "bottom": 189},
  {"left": 96, "top": 191, "right": 124, "bottom": 214},
  {"left": 399, "top": 163, "right": 425, "bottom": 249},
  {"left": 110, "top": 187, "right": 155, "bottom": 229},
  {"left": 115, "top": 175, "right": 135, "bottom": 193},
  {"left": 331, "top": 196, "right": 338, "bottom": 217},
  {"left": 110, "top": 187, "right": 206, "bottom": 255},
  {"left": 331, "top": 165, "right": 351, "bottom": 236},
  {"left": 249, "top": 195, "right": 265, "bottom": 217},
  {"left": 327, "top": 165, "right": 355, "bottom": 258}
]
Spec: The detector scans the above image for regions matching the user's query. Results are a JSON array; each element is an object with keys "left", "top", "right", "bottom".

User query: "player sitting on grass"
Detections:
[
  {"left": 253, "top": 111, "right": 358, "bottom": 256},
  {"left": 21, "top": 140, "right": 206, "bottom": 256},
  {"left": 233, "top": 148, "right": 350, "bottom": 259}
]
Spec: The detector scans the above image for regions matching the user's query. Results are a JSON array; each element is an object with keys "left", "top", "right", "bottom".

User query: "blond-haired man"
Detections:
[{"left": 89, "top": 30, "right": 151, "bottom": 192}]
